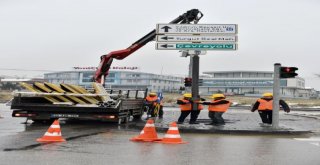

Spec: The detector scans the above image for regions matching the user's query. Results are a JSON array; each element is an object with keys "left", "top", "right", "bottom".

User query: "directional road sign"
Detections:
[
  {"left": 156, "top": 35, "right": 237, "bottom": 42},
  {"left": 156, "top": 43, "right": 237, "bottom": 50},
  {"left": 156, "top": 24, "right": 237, "bottom": 34}
]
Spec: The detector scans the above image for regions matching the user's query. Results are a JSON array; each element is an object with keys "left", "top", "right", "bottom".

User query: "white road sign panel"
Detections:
[
  {"left": 156, "top": 24, "right": 237, "bottom": 34},
  {"left": 156, "top": 43, "right": 237, "bottom": 50},
  {"left": 156, "top": 35, "right": 237, "bottom": 42}
]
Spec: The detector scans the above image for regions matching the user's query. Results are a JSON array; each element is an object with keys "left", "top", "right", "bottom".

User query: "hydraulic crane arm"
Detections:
[{"left": 95, "top": 9, "right": 203, "bottom": 83}]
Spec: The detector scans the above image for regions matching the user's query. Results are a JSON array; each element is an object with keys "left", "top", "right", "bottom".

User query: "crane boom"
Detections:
[{"left": 94, "top": 9, "right": 203, "bottom": 83}]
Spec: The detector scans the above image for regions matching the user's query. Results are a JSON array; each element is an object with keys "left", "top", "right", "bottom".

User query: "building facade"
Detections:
[
  {"left": 44, "top": 69, "right": 182, "bottom": 92},
  {"left": 199, "top": 71, "right": 316, "bottom": 98},
  {"left": 44, "top": 69, "right": 318, "bottom": 98}
]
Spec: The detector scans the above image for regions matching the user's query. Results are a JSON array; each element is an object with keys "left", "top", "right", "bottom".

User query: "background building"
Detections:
[
  {"left": 200, "top": 71, "right": 317, "bottom": 98},
  {"left": 44, "top": 68, "right": 318, "bottom": 98},
  {"left": 44, "top": 67, "right": 183, "bottom": 93},
  {"left": 0, "top": 77, "right": 44, "bottom": 90}
]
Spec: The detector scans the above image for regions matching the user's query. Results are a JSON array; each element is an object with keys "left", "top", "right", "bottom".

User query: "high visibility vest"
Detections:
[
  {"left": 178, "top": 99, "right": 203, "bottom": 111},
  {"left": 257, "top": 99, "right": 273, "bottom": 110},
  {"left": 208, "top": 100, "right": 231, "bottom": 112}
]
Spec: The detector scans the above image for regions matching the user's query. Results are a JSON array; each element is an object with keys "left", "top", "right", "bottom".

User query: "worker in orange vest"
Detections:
[
  {"left": 176, "top": 93, "right": 203, "bottom": 124},
  {"left": 202, "top": 94, "right": 231, "bottom": 126},
  {"left": 144, "top": 92, "right": 163, "bottom": 118},
  {"left": 251, "top": 92, "right": 290, "bottom": 125}
]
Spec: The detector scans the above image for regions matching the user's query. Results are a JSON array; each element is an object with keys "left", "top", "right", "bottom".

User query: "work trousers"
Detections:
[
  {"left": 208, "top": 111, "right": 225, "bottom": 125},
  {"left": 258, "top": 110, "right": 272, "bottom": 124},
  {"left": 146, "top": 104, "right": 164, "bottom": 118},
  {"left": 158, "top": 106, "right": 163, "bottom": 118},
  {"left": 178, "top": 110, "right": 200, "bottom": 123}
]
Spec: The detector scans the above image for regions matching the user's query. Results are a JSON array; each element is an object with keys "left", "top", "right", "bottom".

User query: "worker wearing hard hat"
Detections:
[
  {"left": 251, "top": 92, "right": 290, "bottom": 125},
  {"left": 176, "top": 93, "right": 203, "bottom": 124},
  {"left": 202, "top": 93, "right": 231, "bottom": 126},
  {"left": 144, "top": 92, "right": 163, "bottom": 118}
]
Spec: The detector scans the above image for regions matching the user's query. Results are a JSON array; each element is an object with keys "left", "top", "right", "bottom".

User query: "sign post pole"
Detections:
[
  {"left": 272, "top": 63, "right": 281, "bottom": 129},
  {"left": 191, "top": 53, "right": 200, "bottom": 112}
]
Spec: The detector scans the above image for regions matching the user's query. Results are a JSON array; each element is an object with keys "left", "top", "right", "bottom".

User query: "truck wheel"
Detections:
[
  {"left": 118, "top": 116, "right": 130, "bottom": 124},
  {"left": 133, "top": 109, "right": 143, "bottom": 120},
  {"left": 133, "top": 114, "right": 142, "bottom": 120}
]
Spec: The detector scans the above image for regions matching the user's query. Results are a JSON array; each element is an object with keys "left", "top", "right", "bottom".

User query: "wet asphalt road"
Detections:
[{"left": 1, "top": 104, "right": 320, "bottom": 165}]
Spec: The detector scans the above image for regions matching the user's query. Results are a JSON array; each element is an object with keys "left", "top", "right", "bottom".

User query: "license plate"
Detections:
[{"left": 50, "top": 114, "right": 79, "bottom": 118}]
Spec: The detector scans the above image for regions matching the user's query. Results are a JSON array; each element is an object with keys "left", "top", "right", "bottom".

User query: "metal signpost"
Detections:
[
  {"left": 156, "top": 23, "right": 238, "bottom": 112},
  {"left": 272, "top": 63, "right": 281, "bottom": 129}
]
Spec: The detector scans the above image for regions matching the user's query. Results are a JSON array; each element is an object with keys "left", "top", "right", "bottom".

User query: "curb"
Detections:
[{"left": 129, "top": 122, "right": 311, "bottom": 135}]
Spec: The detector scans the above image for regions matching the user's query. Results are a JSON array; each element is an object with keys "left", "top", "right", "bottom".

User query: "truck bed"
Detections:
[{"left": 11, "top": 92, "right": 145, "bottom": 123}]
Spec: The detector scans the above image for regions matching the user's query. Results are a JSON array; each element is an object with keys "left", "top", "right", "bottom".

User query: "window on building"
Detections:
[
  {"left": 127, "top": 74, "right": 140, "bottom": 78},
  {"left": 242, "top": 73, "right": 250, "bottom": 78},
  {"left": 233, "top": 72, "right": 241, "bottom": 78},
  {"left": 249, "top": 73, "right": 258, "bottom": 77},
  {"left": 265, "top": 73, "right": 273, "bottom": 78},
  {"left": 258, "top": 73, "right": 265, "bottom": 77},
  {"left": 82, "top": 72, "right": 94, "bottom": 82},
  {"left": 108, "top": 73, "right": 115, "bottom": 78},
  {"left": 106, "top": 79, "right": 115, "bottom": 83}
]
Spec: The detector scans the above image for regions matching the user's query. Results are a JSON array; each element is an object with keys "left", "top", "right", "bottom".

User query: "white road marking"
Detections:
[{"left": 294, "top": 138, "right": 320, "bottom": 147}]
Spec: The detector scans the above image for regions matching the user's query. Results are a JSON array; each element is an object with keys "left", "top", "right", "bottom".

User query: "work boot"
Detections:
[
  {"left": 259, "top": 123, "right": 271, "bottom": 127},
  {"left": 213, "top": 123, "right": 225, "bottom": 126}
]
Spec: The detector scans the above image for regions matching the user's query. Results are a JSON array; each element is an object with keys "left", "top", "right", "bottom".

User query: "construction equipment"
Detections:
[
  {"left": 95, "top": 9, "right": 203, "bottom": 83},
  {"left": 10, "top": 9, "right": 203, "bottom": 123}
]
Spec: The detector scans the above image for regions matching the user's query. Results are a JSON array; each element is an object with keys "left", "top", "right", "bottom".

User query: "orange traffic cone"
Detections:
[
  {"left": 130, "top": 119, "right": 161, "bottom": 142},
  {"left": 157, "top": 122, "right": 187, "bottom": 144},
  {"left": 36, "top": 119, "right": 66, "bottom": 142}
]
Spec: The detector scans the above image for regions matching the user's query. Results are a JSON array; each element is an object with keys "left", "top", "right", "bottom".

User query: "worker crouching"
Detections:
[
  {"left": 144, "top": 92, "right": 163, "bottom": 118},
  {"left": 202, "top": 94, "right": 231, "bottom": 126},
  {"left": 176, "top": 93, "right": 203, "bottom": 124},
  {"left": 251, "top": 92, "right": 290, "bottom": 126}
]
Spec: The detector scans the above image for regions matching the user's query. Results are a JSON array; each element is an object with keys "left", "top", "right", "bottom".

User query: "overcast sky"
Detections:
[{"left": 1, "top": 0, "right": 320, "bottom": 90}]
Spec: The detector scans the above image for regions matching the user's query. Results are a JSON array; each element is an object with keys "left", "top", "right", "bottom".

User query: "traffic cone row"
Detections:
[
  {"left": 36, "top": 119, "right": 187, "bottom": 144},
  {"left": 130, "top": 119, "right": 187, "bottom": 144}
]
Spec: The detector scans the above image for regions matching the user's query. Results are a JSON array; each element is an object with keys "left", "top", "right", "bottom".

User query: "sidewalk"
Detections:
[{"left": 132, "top": 108, "right": 318, "bottom": 135}]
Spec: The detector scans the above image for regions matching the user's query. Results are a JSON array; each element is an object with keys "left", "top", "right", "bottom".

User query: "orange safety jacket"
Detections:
[
  {"left": 145, "top": 96, "right": 158, "bottom": 102},
  {"left": 145, "top": 96, "right": 158, "bottom": 106},
  {"left": 208, "top": 100, "right": 231, "bottom": 112},
  {"left": 178, "top": 99, "right": 203, "bottom": 111},
  {"left": 257, "top": 99, "right": 273, "bottom": 110}
]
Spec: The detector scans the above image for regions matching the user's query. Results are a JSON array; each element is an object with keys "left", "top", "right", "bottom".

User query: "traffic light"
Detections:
[
  {"left": 184, "top": 77, "right": 192, "bottom": 87},
  {"left": 280, "top": 67, "right": 298, "bottom": 78}
]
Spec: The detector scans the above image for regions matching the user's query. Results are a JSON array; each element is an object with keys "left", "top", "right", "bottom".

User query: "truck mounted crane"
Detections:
[
  {"left": 10, "top": 9, "right": 203, "bottom": 124},
  {"left": 95, "top": 9, "right": 203, "bottom": 84}
]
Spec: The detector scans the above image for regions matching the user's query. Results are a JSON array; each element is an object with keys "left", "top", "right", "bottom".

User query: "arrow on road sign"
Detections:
[
  {"left": 160, "top": 44, "right": 174, "bottom": 48},
  {"left": 161, "top": 26, "right": 172, "bottom": 32},
  {"left": 161, "top": 36, "right": 174, "bottom": 40}
]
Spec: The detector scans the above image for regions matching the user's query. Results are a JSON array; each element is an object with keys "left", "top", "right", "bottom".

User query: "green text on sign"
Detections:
[{"left": 176, "top": 43, "right": 236, "bottom": 50}]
